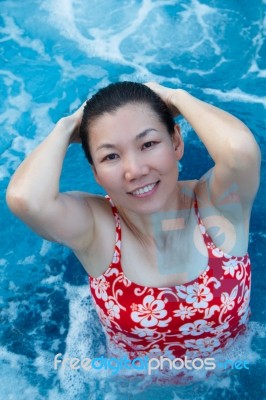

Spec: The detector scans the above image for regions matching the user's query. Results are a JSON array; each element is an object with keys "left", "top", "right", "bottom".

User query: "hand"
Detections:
[
  {"left": 61, "top": 101, "right": 87, "bottom": 144},
  {"left": 144, "top": 82, "right": 181, "bottom": 117}
]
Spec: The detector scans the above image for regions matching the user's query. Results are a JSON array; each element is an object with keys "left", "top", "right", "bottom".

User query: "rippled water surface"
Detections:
[{"left": 1, "top": 0, "right": 266, "bottom": 399}]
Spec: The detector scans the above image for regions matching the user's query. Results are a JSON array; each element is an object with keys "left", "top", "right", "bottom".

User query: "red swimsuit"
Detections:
[{"left": 89, "top": 196, "right": 251, "bottom": 360}]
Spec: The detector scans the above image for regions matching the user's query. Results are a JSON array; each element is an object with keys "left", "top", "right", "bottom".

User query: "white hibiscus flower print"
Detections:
[
  {"left": 177, "top": 283, "right": 213, "bottom": 309},
  {"left": 222, "top": 258, "right": 239, "bottom": 277},
  {"left": 212, "top": 321, "right": 229, "bottom": 336},
  {"left": 95, "top": 304, "right": 112, "bottom": 328},
  {"left": 179, "top": 319, "right": 213, "bottom": 336},
  {"left": 212, "top": 248, "right": 224, "bottom": 258},
  {"left": 131, "top": 295, "right": 171, "bottom": 328},
  {"left": 105, "top": 300, "right": 120, "bottom": 319},
  {"left": 131, "top": 327, "right": 156, "bottom": 338},
  {"left": 239, "top": 306, "right": 250, "bottom": 326},
  {"left": 112, "top": 248, "right": 120, "bottom": 264},
  {"left": 91, "top": 277, "right": 109, "bottom": 301},
  {"left": 221, "top": 285, "right": 238, "bottom": 312},
  {"left": 185, "top": 337, "right": 220, "bottom": 352},
  {"left": 173, "top": 304, "right": 196, "bottom": 320},
  {"left": 238, "top": 287, "right": 250, "bottom": 316}
]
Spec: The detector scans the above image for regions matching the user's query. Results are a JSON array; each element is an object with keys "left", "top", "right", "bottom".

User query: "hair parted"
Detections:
[{"left": 79, "top": 81, "right": 176, "bottom": 165}]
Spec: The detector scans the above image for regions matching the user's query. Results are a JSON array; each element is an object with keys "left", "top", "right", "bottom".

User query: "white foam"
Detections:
[
  {"left": 40, "top": 0, "right": 181, "bottom": 79},
  {"left": 40, "top": 240, "right": 53, "bottom": 257},
  {"left": 17, "top": 255, "right": 36, "bottom": 265},
  {"left": 30, "top": 100, "right": 57, "bottom": 138},
  {"left": 0, "top": 368, "right": 41, "bottom": 400},
  {"left": 56, "top": 284, "right": 99, "bottom": 395},
  {"left": 55, "top": 55, "right": 107, "bottom": 81},
  {"left": 69, "top": 98, "right": 84, "bottom": 114},
  {"left": 203, "top": 87, "right": 266, "bottom": 107},
  {"left": 8, "top": 281, "right": 18, "bottom": 291},
  {"left": 0, "top": 150, "right": 20, "bottom": 180},
  {"left": 214, "top": 376, "right": 231, "bottom": 389},
  {"left": 0, "top": 107, "right": 21, "bottom": 125},
  {"left": 0, "top": 15, "right": 50, "bottom": 60},
  {"left": 0, "top": 346, "right": 29, "bottom": 369},
  {"left": 244, "top": 11, "right": 266, "bottom": 79},
  {"left": 1, "top": 300, "right": 20, "bottom": 322},
  {"left": 40, "top": 308, "right": 52, "bottom": 323},
  {"left": 41, "top": 274, "right": 64, "bottom": 285},
  {"left": 12, "top": 136, "right": 40, "bottom": 155},
  {"left": 182, "top": 0, "right": 221, "bottom": 56},
  {"left": 34, "top": 349, "right": 55, "bottom": 379},
  {"left": 0, "top": 69, "right": 35, "bottom": 181}
]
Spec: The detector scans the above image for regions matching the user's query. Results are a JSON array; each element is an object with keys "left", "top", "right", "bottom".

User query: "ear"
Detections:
[{"left": 172, "top": 124, "right": 184, "bottom": 161}]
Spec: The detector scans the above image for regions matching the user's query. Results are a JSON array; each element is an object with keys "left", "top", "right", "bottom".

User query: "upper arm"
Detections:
[
  {"left": 7, "top": 191, "right": 97, "bottom": 251},
  {"left": 197, "top": 142, "right": 261, "bottom": 221}
]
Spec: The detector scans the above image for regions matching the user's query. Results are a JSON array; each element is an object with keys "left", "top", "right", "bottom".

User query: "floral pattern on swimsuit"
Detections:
[{"left": 89, "top": 195, "right": 251, "bottom": 360}]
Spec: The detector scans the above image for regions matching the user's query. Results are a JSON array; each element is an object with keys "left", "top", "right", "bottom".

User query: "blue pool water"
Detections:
[{"left": 1, "top": 0, "right": 266, "bottom": 399}]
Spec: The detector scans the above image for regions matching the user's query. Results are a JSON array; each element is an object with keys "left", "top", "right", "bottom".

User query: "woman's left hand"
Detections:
[{"left": 144, "top": 82, "right": 181, "bottom": 117}]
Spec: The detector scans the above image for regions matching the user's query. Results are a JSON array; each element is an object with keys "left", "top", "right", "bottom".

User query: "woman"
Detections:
[{"left": 6, "top": 82, "right": 261, "bottom": 363}]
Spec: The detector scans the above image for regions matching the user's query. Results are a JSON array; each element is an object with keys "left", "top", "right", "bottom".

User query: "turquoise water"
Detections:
[{"left": 1, "top": 0, "right": 266, "bottom": 399}]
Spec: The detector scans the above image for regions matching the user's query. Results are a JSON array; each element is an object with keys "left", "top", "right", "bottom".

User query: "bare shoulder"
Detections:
[
  {"left": 191, "top": 177, "right": 250, "bottom": 256},
  {"left": 72, "top": 194, "right": 117, "bottom": 277},
  {"left": 84, "top": 193, "right": 115, "bottom": 223},
  {"left": 178, "top": 179, "right": 198, "bottom": 209},
  {"left": 66, "top": 192, "right": 115, "bottom": 245}
]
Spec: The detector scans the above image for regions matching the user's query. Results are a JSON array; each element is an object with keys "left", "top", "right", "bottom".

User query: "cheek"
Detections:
[
  {"left": 158, "top": 148, "right": 178, "bottom": 171},
  {"left": 95, "top": 166, "right": 120, "bottom": 190}
]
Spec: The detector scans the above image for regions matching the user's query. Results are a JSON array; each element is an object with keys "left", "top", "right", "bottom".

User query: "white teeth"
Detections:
[{"left": 132, "top": 183, "right": 156, "bottom": 195}]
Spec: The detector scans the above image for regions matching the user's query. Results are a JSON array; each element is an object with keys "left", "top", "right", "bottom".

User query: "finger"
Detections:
[
  {"left": 72, "top": 101, "right": 88, "bottom": 119},
  {"left": 144, "top": 81, "right": 159, "bottom": 90}
]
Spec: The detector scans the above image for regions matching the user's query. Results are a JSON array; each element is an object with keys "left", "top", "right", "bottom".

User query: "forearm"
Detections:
[
  {"left": 171, "top": 89, "right": 259, "bottom": 165},
  {"left": 6, "top": 116, "right": 77, "bottom": 212}
]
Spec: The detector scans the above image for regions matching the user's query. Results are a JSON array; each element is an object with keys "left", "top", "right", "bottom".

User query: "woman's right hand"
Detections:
[{"left": 61, "top": 100, "right": 87, "bottom": 144}]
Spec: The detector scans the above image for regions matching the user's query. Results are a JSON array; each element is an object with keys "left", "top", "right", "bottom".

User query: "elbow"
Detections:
[
  {"left": 227, "top": 135, "right": 261, "bottom": 170},
  {"left": 6, "top": 187, "right": 37, "bottom": 216}
]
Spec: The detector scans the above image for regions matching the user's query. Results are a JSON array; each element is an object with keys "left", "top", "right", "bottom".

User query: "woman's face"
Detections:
[{"left": 89, "top": 103, "right": 184, "bottom": 215}]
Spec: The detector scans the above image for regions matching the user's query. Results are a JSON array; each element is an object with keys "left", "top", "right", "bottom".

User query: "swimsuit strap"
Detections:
[
  {"left": 105, "top": 195, "right": 122, "bottom": 264},
  {"left": 194, "top": 195, "right": 212, "bottom": 247},
  {"left": 193, "top": 195, "right": 217, "bottom": 249},
  {"left": 105, "top": 194, "right": 216, "bottom": 269}
]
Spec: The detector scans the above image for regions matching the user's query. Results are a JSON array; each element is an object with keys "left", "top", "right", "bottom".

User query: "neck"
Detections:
[{"left": 117, "top": 183, "right": 190, "bottom": 244}]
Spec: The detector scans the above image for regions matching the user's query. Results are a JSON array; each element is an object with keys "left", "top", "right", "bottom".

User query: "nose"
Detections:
[{"left": 123, "top": 154, "right": 149, "bottom": 181}]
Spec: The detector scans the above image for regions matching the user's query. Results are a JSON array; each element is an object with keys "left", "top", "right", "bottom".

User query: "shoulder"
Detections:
[
  {"left": 59, "top": 192, "right": 116, "bottom": 251},
  {"left": 178, "top": 179, "right": 198, "bottom": 208},
  {"left": 192, "top": 177, "right": 250, "bottom": 256},
  {"left": 70, "top": 192, "right": 113, "bottom": 216},
  {"left": 70, "top": 193, "right": 118, "bottom": 276},
  {"left": 77, "top": 193, "right": 117, "bottom": 238},
  {"left": 86, "top": 194, "right": 117, "bottom": 225}
]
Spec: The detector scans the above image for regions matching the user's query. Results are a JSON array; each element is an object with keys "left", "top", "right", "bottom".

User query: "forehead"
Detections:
[{"left": 89, "top": 103, "right": 163, "bottom": 140}]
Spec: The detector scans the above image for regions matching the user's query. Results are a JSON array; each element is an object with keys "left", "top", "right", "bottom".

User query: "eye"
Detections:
[
  {"left": 142, "top": 141, "right": 159, "bottom": 150},
  {"left": 102, "top": 153, "right": 119, "bottom": 162},
  {"left": 142, "top": 141, "right": 158, "bottom": 150}
]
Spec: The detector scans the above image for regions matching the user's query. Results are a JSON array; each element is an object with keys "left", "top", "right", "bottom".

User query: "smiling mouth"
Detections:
[{"left": 129, "top": 181, "right": 160, "bottom": 196}]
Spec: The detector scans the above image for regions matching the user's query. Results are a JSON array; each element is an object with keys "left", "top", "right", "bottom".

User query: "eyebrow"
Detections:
[{"left": 96, "top": 128, "right": 158, "bottom": 152}]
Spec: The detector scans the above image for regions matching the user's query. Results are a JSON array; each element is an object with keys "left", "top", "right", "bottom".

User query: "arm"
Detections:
[
  {"left": 146, "top": 82, "right": 261, "bottom": 218},
  {"left": 6, "top": 103, "right": 95, "bottom": 251}
]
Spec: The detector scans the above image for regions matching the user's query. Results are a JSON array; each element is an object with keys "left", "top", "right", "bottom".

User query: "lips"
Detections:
[{"left": 128, "top": 181, "right": 160, "bottom": 196}]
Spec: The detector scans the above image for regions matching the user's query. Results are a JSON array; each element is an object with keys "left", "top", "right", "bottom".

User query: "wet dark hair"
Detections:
[{"left": 79, "top": 81, "right": 175, "bottom": 165}]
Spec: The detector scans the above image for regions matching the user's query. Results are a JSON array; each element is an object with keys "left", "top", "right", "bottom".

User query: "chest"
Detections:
[
  {"left": 120, "top": 205, "right": 248, "bottom": 288},
  {"left": 120, "top": 212, "right": 200, "bottom": 287}
]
